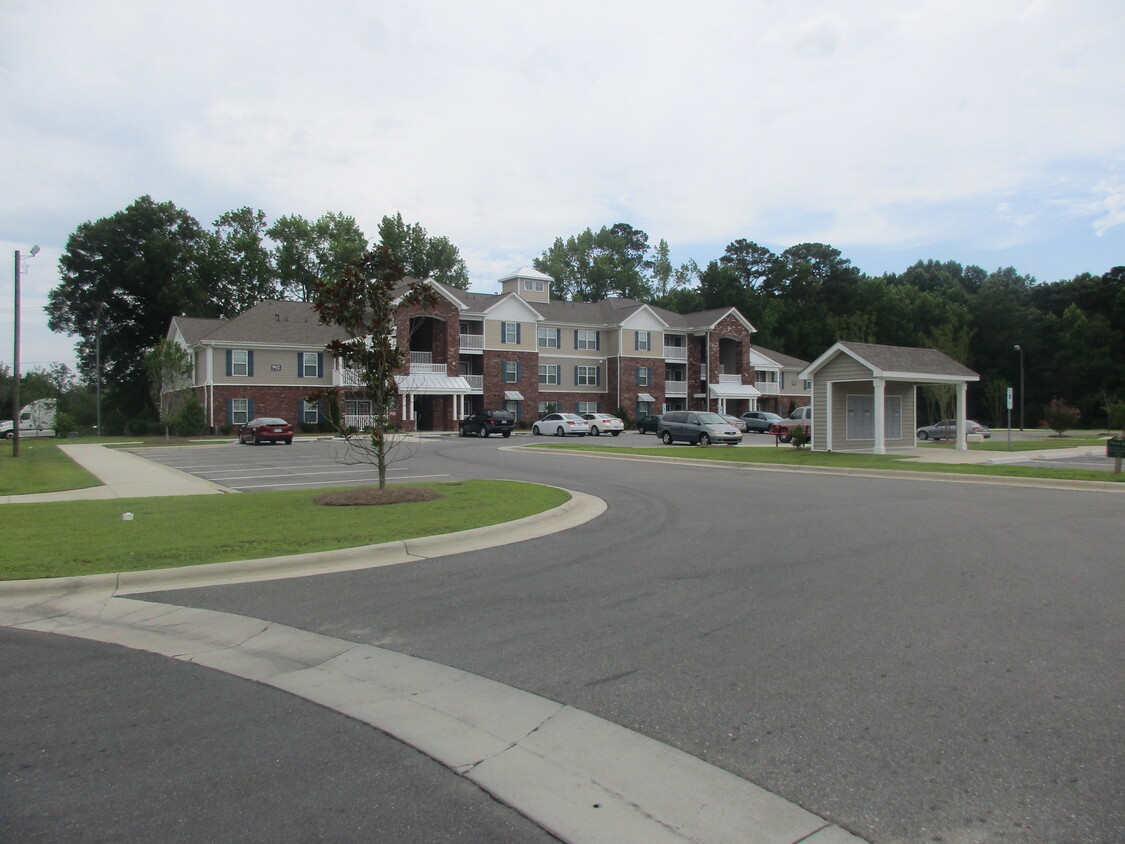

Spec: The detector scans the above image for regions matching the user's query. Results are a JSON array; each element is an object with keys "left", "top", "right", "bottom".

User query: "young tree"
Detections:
[
  {"left": 143, "top": 339, "right": 193, "bottom": 435},
  {"left": 376, "top": 213, "right": 470, "bottom": 290},
  {"left": 311, "top": 246, "right": 439, "bottom": 489}
]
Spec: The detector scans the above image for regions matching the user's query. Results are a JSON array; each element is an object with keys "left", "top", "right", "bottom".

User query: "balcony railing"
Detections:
[
  {"left": 460, "top": 334, "right": 484, "bottom": 350},
  {"left": 410, "top": 363, "right": 447, "bottom": 374},
  {"left": 464, "top": 374, "right": 483, "bottom": 391},
  {"left": 718, "top": 373, "right": 741, "bottom": 383},
  {"left": 754, "top": 381, "right": 780, "bottom": 395},
  {"left": 665, "top": 381, "right": 688, "bottom": 396},
  {"left": 409, "top": 351, "right": 433, "bottom": 365},
  {"left": 664, "top": 345, "right": 687, "bottom": 361}
]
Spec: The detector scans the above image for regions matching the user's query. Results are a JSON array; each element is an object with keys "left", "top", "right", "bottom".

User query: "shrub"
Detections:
[
  {"left": 55, "top": 411, "right": 77, "bottom": 436},
  {"left": 1109, "top": 402, "right": 1125, "bottom": 431},
  {"left": 613, "top": 407, "right": 631, "bottom": 426},
  {"left": 1042, "top": 398, "right": 1080, "bottom": 436},
  {"left": 171, "top": 399, "right": 207, "bottom": 437},
  {"left": 790, "top": 423, "right": 810, "bottom": 448},
  {"left": 218, "top": 424, "right": 233, "bottom": 436}
]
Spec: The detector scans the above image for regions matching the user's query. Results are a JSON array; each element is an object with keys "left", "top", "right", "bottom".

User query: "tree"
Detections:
[
  {"left": 533, "top": 223, "right": 653, "bottom": 302},
  {"left": 47, "top": 196, "right": 220, "bottom": 417},
  {"left": 143, "top": 339, "right": 194, "bottom": 434},
  {"left": 311, "top": 246, "right": 439, "bottom": 488},
  {"left": 268, "top": 212, "right": 368, "bottom": 302},
  {"left": 207, "top": 207, "right": 279, "bottom": 312},
  {"left": 376, "top": 213, "right": 469, "bottom": 290}
]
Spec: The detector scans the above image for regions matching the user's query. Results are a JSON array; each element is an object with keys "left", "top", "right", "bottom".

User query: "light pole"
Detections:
[
  {"left": 11, "top": 245, "right": 40, "bottom": 458},
  {"left": 1017, "top": 344, "right": 1026, "bottom": 432},
  {"left": 95, "top": 301, "right": 105, "bottom": 436}
]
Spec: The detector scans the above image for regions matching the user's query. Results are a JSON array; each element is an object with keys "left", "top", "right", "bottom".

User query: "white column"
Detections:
[
  {"left": 873, "top": 378, "right": 886, "bottom": 454},
  {"left": 955, "top": 381, "right": 968, "bottom": 450}
]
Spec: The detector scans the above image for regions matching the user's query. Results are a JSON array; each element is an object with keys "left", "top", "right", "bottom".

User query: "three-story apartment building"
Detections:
[{"left": 168, "top": 267, "right": 768, "bottom": 432}]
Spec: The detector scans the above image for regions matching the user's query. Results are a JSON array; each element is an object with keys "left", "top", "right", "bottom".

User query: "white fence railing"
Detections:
[
  {"left": 464, "top": 375, "right": 483, "bottom": 391},
  {"left": 460, "top": 334, "right": 484, "bottom": 350},
  {"left": 410, "top": 351, "right": 433, "bottom": 365},
  {"left": 718, "top": 373, "right": 741, "bottom": 383},
  {"left": 665, "top": 381, "right": 688, "bottom": 395},
  {"left": 410, "top": 363, "right": 447, "bottom": 374},
  {"left": 755, "top": 381, "right": 779, "bottom": 395},
  {"left": 664, "top": 345, "right": 687, "bottom": 361}
]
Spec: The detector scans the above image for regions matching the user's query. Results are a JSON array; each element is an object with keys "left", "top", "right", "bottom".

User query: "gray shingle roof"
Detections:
[
  {"left": 195, "top": 300, "right": 345, "bottom": 347},
  {"left": 836, "top": 341, "right": 978, "bottom": 378},
  {"left": 750, "top": 345, "right": 809, "bottom": 369}
]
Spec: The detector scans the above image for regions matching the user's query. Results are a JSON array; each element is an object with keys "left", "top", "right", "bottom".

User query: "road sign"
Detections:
[{"left": 1006, "top": 387, "right": 1014, "bottom": 410}]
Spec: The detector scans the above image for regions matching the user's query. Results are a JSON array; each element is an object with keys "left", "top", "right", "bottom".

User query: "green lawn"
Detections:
[
  {"left": 527, "top": 442, "right": 1122, "bottom": 483},
  {"left": 919, "top": 436, "right": 1108, "bottom": 452},
  {"left": 1, "top": 440, "right": 102, "bottom": 495},
  {"left": 0, "top": 481, "right": 569, "bottom": 581}
]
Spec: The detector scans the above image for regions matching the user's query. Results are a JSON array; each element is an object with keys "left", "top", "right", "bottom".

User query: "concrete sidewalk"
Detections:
[{"left": 1, "top": 444, "right": 234, "bottom": 504}]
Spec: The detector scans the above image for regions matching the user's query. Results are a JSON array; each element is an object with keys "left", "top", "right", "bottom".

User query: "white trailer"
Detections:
[{"left": 1, "top": 398, "right": 58, "bottom": 439}]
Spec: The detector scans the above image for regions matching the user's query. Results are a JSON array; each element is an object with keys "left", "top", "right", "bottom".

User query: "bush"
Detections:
[
  {"left": 171, "top": 399, "right": 207, "bottom": 437},
  {"left": 613, "top": 407, "right": 631, "bottom": 427},
  {"left": 218, "top": 424, "right": 233, "bottom": 436},
  {"left": 1042, "top": 398, "right": 1080, "bottom": 436},
  {"left": 1109, "top": 402, "right": 1125, "bottom": 431},
  {"left": 790, "top": 423, "right": 810, "bottom": 448},
  {"left": 55, "top": 411, "right": 77, "bottom": 436},
  {"left": 125, "top": 418, "right": 162, "bottom": 436}
]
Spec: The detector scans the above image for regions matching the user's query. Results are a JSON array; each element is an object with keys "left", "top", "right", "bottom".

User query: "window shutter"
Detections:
[
  {"left": 297, "top": 353, "right": 304, "bottom": 378},
  {"left": 596, "top": 367, "right": 601, "bottom": 386},
  {"left": 501, "top": 322, "right": 509, "bottom": 344},
  {"left": 634, "top": 332, "right": 639, "bottom": 351},
  {"left": 595, "top": 332, "right": 600, "bottom": 351},
  {"left": 573, "top": 329, "right": 579, "bottom": 348},
  {"left": 317, "top": 353, "right": 323, "bottom": 378},
  {"left": 573, "top": 366, "right": 579, "bottom": 385},
  {"left": 516, "top": 361, "right": 522, "bottom": 382},
  {"left": 636, "top": 368, "right": 641, "bottom": 386},
  {"left": 225, "top": 398, "right": 233, "bottom": 423},
  {"left": 298, "top": 400, "right": 305, "bottom": 422},
  {"left": 516, "top": 323, "right": 521, "bottom": 344},
  {"left": 247, "top": 398, "right": 255, "bottom": 419},
  {"left": 247, "top": 351, "right": 255, "bottom": 377},
  {"left": 225, "top": 350, "right": 232, "bottom": 377}
]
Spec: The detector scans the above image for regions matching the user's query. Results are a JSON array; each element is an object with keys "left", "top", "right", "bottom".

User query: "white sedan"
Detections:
[
  {"left": 532, "top": 413, "right": 590, "bottom": 437},
  {"left": 580, "top": 412, "right": 624, "bottom": 436}
]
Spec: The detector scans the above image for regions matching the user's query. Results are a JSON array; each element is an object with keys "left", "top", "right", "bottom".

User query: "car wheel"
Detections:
[
  {"left": 285, "top": 438, "right": 293, "bottom": 445},
  {"left": 611, "top": 431, "right": 620, "bottom": 436},
  {"left": 502, "top": 431, "right": 510, "bottom": 438},
  {"left": 699, "top": 433, "right": 711, "bottom": 446},
  {"left": 459, "top": 426, "right": 467, "bottom": 437},
  {"left": 532, "top": 425, "right": 541, "bottom": 435},
  {"left": 590, "top": 426, "right": 599, "bottom": 436},
  {"left": 254, "top": 434, "right": 262, "bottom": 445},
  {"left": 481, "top": 429, "right": 489, "bottom": 438},
  {"left": 780, "top": 434, "right": 792, "bottom": 443},
  {"left": 661, "top": 431, "right": 673, "bottom": 444},
  {"left": 917, "top": 430, "right": 929, "bottom": 440},
  {"left": 556, "top": 426, "right": 565, "bottom": 437}
]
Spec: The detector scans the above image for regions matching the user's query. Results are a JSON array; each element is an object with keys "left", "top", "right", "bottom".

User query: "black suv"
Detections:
[{"left": 459, "top": 409, "right": 515, "bottom": 438}]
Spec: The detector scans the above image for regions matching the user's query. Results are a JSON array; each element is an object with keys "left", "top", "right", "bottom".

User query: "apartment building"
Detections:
[{"left": 168, "top": 267, "right": 768, "bottom": 432}]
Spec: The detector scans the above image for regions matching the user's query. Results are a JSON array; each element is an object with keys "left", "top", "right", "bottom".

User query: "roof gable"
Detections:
[{"left": 803, "top": 341, "right": 979, "bottom": 382}]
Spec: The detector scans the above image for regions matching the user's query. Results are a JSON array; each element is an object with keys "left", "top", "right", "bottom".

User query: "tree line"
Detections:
[
  {"left": 32, "top": 199, "right": 1124, "bottom": 433},
  {"left": 536, "top": 226, "right": 1124, "bottom": 427}
]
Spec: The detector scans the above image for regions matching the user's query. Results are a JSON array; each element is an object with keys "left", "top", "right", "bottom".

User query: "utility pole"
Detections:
[
  {"left": 1013, "top": 344, "right": 1025, "bottom": 431},
  {"left": 11, "top": 246, "right": 40, "bottom": 458}
]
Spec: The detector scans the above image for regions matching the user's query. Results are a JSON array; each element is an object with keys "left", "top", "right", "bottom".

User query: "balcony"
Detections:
[
  {"left": 664, "top": 345, "right": 687, "bottom": 361},
  {"left": 718, "top": 373, "right": 741, "bottom": 383},
  {"left": 665, "top": 380, "right": 688, "bottom": 396},
  {"left": 460, "top": 333, "right": 484, "bottom": 351},
  {"left": 409, "top": 351, "right": 446, "bottom": 374},
  {"left": 464, "top": 374, "right": 483, "bottom": 391},
  {"left": 755, "top": 380, "right": 780, "bottom": 395}
]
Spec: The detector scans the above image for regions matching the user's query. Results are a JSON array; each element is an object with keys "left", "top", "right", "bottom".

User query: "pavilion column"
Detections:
[
  {"left": 873, "top": 378, "right": 886, "bottom": 455},
  {"left": 955, "top": 381, "right": 968, "bottom": 450}
]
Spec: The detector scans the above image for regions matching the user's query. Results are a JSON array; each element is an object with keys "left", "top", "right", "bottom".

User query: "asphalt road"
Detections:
[{"left": 128, "top": 437, "right": 1125, "bottom": 843}]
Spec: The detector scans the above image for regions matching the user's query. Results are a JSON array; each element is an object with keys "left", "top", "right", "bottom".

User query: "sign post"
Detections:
[
  {"left": 1108, "top": 436, "right": 1124, "bottom": 476},
  {"left": 1006, "top": 387, "right": 1014, "bottom": 451}
]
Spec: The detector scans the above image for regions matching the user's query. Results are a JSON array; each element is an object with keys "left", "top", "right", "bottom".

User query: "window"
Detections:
[
  {"left": 635, "top": 330, "right": 651, "bottom": 351},
  {"left": 756, "top": 370, "right": 777, "bottom": 383},
  {"left": 538, "top": 401, "right": 559, "bottom": 416},
  {"left": 575, "top": 329, "right": 599, "bottom": 350},
  {"left": 231, "top": 398, "right": 249, "bottom": 425},
  {"left": 637, "top": 400, "right": 653, "bottom": 417},
  {"left": 502, "top": 322, "right": 520, "bottom": 344},
  {"left": 301, "top": 400, "right": 319, "bottom": 424},
  {"left": 301, "top": 352, "right": 320, "bottom": 378},
  {"left": 637, "top": 366, "right": 650, "bottom": 387},
  {"left": 503, "top": 399, "right": 521, "bottom": 418},
  {"left": 503, "top": 361, "right": 519, "bottom": 383},
  {"left": 231, "top": 349, "right": 249, "bottom": 377},
  {"left": 538, "top": 364, "right": 559, "bottom": 385},
  {"left": 575, "top": 365, "right": 600, "bottom": 386},
  {"left": 345, "top": 399, "right": 372, "bottom": 418},
  {"left": 576, "top": 402, "right": 599, "bottom": 415},
  {"left": 804, "top": 379, "right": 813, "bottom": 390},
  {"left": 537, "top": 326, "right": 559, "bottom": 348},
  {"left": 523, "top": 279, "right": 544, "bottom": 292}
]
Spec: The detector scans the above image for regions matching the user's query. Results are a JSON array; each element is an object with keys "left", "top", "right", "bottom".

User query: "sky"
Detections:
[{"left": 2, "top": 0, "right": 1123, "bottom": 375}]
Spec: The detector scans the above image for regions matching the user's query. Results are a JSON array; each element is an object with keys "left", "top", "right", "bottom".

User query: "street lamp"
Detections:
[
  {"left": 1013, "top": 344, "right": 1025, "bottom": 432},
  {"left": 11, "top": 245, "right": 41, "bottom": 458}
]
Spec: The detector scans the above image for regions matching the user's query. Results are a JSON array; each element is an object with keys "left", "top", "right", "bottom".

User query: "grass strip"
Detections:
[
  {"left": 0, "top": 480, "right": 569, "bottom": 581},
  {"left": 1, "top": 440, "right": 102, "bottom": 495},
  {"left": 528, "top": 442, "right": 1122, "bottom": 483}
]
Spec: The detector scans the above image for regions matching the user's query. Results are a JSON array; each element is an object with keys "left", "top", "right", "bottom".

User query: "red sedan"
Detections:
[{"left": 239, "top": 417, "right": 293, "bottom": 445}]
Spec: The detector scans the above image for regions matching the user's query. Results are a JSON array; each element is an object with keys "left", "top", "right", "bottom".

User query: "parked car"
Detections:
[
  {"left": 239, "top": 417, "right": 293, "bottom": 445},
  {"left": 772, "top": 406, "right": 813, "bottom": 443},
  {"left": 722, "top": 414, "right": 748, "bottom": 433},
  {"left": 740, "top": 411, "right": 783, "bottom": 433},
  {"left": 636, "top": 414, "right": 662, "bottom": 434},
  {"left": 580, "top": 412, "right": 624, "bottom": 436},
  {"left": 459, "top": 409, "right": 515, "bottom": 438},
  {"left": 916, "top": 419, "right": 991, "bottom": 440},
  {"left": 532, "top": 413, "right": 590, "bottom": 437},
  {"left": 658, "top": 410, "right": 742, "bottom": 445}
]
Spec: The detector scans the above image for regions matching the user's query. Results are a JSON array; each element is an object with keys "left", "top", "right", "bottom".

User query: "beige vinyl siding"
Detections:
[
  {"left": 621, "top": 329, "right": 664, "bottom": 358},
  {"left": 212, "top": 348, "right": 331, "bottom": 386},
  {"left": 818, "top": 355, "right": 872, "bottom": 382},
  {"left": 824, "top": 381, "right": 916, "bottom": 451},
  {"left": 538, "top": 355, "right": 608, "bottom": 391},
  {"left": 485, "top": 319, "right": 535, "bottom": 351}
]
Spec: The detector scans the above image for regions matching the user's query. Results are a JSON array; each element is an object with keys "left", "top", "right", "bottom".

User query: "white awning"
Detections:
[
  {"left": 637, "top": 393, "right": 656, "bottom": 403},
  {"left": 395, "top": 374, "right": 473, "bottom": 394},
  {"left": 504, "top": 390, "right": 524, "bottom": 400},
  {"left": 707, "top": 383, "right": 762, "bottom": 399}
]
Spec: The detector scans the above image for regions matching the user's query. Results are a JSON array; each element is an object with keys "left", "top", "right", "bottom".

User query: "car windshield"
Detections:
[{"left": 697, "top": 412, "right": 727, "bottom": 424}]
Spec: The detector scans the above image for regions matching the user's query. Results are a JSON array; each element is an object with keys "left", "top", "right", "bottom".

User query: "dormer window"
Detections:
[{"left": 523, "top": 279, "right": 545, "bottom": 292}]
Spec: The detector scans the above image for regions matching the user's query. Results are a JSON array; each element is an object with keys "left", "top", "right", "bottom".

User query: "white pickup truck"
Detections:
[{"left": 769, "top": 405, "right": 812, "bottom": 443}]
